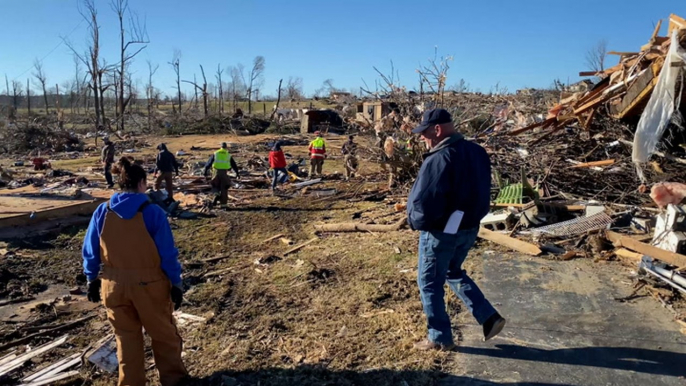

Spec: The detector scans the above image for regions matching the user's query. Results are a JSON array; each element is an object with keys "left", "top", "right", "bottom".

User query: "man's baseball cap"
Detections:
[{"left": 412, "top": 108, "right": 452, "bottom": 134}]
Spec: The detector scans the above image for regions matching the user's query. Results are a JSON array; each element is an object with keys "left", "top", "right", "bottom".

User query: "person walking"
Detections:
[
  {"left": 308, "top": 131, "right": 326, "bottom": 178},
  {"left": 269, "top": 141, "right": 288, "bottom": 192},
  {"left": 154, "top": 144, "right": 180, "bottom": 203},
  {"left": 204, "top": 142, "right": 239, "bottom": 208},
  {"left": 82, "top": 157, "right": 187, "bottom": 386},
  {"left": 101, "top": 136, "right": 116, "bottom": 189},
  {"left": 341, "top": 135, "right": 358, "bottom": 180},
  {"left": 407, "top": 108, "right": 506, "bottom": 351}
]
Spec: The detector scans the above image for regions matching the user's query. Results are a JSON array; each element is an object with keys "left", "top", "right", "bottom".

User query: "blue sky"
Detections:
[{"left": 0, "top": 0, "right": 683, "bottom": 97}]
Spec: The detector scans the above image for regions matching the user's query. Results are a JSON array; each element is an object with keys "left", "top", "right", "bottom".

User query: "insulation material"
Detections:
[{"left": 632, "top": 30, "right": 686, "bottom": 174}]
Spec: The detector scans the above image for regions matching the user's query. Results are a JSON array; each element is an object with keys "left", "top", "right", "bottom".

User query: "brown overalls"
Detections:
[{"left": 100, "top": 202, "right": 187, "bottom": 386}]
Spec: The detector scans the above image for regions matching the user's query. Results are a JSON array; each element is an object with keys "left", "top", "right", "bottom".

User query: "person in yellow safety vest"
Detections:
[
  {"left": 203, "top": 142, "right": 239, "bottom": 208},
  {"left": 308, "top": 131, "right": 327, "bottom": 178}
]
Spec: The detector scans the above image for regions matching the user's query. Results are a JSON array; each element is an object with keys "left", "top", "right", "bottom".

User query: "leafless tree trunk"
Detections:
[
  {"left": 111, "top": 0, "right": 148, "bottom": 133},
  {"left": 33, "top": 59, "right": 50, "bottom": 113},
  {"left": 286, "top": 76, "right": 303, "bottom": 101},
  {"left": 585, "top": 39, "right": 608, "bottom": 79},
  {"left": 26, "top": 79, "right": 31, "bottom": 117},
  {"left": 169, "top": 50, "right": 182, "bottom": 115},
  {"left": 216, "top": 64, "right": 224, "bottom": 115},
  {"left": 65, "top": 0, "right": 107, "bottom": 136},
  {"left": 183, "top": 65, "right": 209, "bottom": 118},
  {"left": 11, "top": 80, "right": 22, "bottom": 110},
  {"left": 247, "top": 56, "right": 265, "bottom": 115},
  {"left": 270, "top": 78, "right": 283, "bottom": 121},
  {"left": 147, "top": 61, "right": 158, "bottom": 131}
]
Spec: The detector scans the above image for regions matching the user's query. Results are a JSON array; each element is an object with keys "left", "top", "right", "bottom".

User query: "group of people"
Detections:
[{"left": 85, "top": 108, "right": 503, "bottom": 385}]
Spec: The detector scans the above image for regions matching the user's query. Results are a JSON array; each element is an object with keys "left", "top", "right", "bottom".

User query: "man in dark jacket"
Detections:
[
  {"left": 154, "top": 144, "right": 180, "bottom": 201},
  {"left": 341, "top": 135, "right": 358, "bottom": 180},
  {"left": 407, "top": 108, "right": 505, "bottom": 351},
  {"left": 101, "top": 136, "right": 116, "bottom": 188}
]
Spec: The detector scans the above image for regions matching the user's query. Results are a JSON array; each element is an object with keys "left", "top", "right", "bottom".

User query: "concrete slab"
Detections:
[{"left": 443, "top": 256, "right": 686, "bottom": 385}]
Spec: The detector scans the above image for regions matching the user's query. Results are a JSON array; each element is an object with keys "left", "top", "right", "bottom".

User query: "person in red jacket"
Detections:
[{"left": 269, "top": 141, "right": 288, "bottom": 191}]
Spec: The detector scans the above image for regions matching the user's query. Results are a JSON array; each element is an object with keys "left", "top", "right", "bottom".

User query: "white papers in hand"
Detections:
[{"left": 443, "top": 210, "right": 464, "bottom": 234}]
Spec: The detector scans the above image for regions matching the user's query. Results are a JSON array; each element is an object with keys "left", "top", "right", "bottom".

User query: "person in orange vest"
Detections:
[
  {"left": 308, "top": 131, "right": 326, "bottom": 178},
  {"left": 82, "top": 156, "right": 187, "bottom": 386}
]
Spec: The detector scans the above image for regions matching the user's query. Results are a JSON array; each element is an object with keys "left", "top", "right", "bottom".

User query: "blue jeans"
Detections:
[
  {"left": 417, "top": 228, "right": 497, "bottom": 345},
  {"left": 272, "top": 168, "right": 287, "bottom": 189}
]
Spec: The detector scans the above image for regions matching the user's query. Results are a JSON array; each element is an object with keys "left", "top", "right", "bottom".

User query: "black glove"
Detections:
[
  {"left": 171, "top": 285, "right": 183, "bottom": 310},
  {"left": 87, "top": 279, "right": 101, "bottom": 303}
]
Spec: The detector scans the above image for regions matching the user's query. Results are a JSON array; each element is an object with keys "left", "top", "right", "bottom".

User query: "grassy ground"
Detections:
[{"left": 0, "top": 133, "right": 455, "bottom": 386}]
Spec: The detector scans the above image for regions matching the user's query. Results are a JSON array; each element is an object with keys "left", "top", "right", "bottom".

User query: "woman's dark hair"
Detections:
[{"left": 114, "top": 156, "right": 146, "bottom": 191}]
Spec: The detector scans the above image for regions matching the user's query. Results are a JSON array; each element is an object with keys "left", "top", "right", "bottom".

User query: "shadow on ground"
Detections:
[
  {"left": 187, "top": 366, "right": 575, "bottom": 386},
  {"left": 456, "top": 344, "right": 686, "bottom": 378}
]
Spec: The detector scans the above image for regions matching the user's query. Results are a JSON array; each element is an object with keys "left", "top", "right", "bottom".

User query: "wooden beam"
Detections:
[
  {"left": 650, "top": 19, "right": 663, "bottom": 41},
  {"left": 314, "top": 218, "right": 406, "bottom": 233},
  {"left": 605, "top": 230, "right": 686, "bottom": 267},
  {"left": 568, "top": 159, "right": 616, "bottom": 168},
  {"left": 478, "top": 228, "right": 542, "bottom": 256},
  {"left": 607, "top": 51, "right": 639, "bottom": 56},
  {"left": 507, "top": 118, "right": 554, "bottom": 136},
  {"left": 283, "top": 237, "right": 319, "bottom": 256},
  {"left": 669, "top": 14, "right": 686, "bottom": 35},
  {"left": 0, "top": 199, "right": 105, "bottom": 228},
  {"left": 614, "top": 248, "right": 643, "bottom": 263}
]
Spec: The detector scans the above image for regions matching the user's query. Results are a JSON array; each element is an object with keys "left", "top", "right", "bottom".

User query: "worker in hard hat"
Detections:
[
  {"left": 204, "top": 142, "right": 239, "bottom": 208},
  {"left": 83, "top": 156, "right": 187, "bottom": 386},
  {"left": 308, "top": 131, "right": 326, "bottom": 178}
]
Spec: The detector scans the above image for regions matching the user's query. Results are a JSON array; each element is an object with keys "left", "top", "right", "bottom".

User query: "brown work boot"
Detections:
[{"left": 413, "top": 339, "right": 455, "bottom": 351}]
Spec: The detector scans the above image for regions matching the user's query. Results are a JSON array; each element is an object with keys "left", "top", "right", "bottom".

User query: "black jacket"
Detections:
[
  {"left": 155, "top": 150, "right": 179, "bottom": 174},
  {"left": 407, "top": 134, "right": 491, "bottom": 232}
]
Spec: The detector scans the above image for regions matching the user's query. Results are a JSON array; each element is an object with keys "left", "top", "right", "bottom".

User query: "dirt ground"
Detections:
[{"left": 1, "top": 132, "right": 684, "bottom": 386}]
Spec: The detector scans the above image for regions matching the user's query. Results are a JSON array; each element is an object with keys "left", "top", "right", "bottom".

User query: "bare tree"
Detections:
[
  {"left": 146, "top": 60, "right": 158, "bottom": 131},
  {"left": 168, "top": 50, "right": 182, "bottom": 114},
  {"left": 215, "top": 64, "right": 224, "bottom": 114},
  {"left": 64, "top": 0, "right": 109, "bottom": 136},
  {"left": 270, "top": 78, "right": 283, "bottom": 121},
  {"left": 229, "top": 64, "right": 245, "bottom": 112},
  {"left": 32, "top": 59, "right": 50, "bottom": 113},
  {"left": 286, "top": 76, "right": 304, "bottom": 101},
  {"left": 26, "top": 79, "right": 31, "bottom": 117},
  {"left": 183, "top": 65, "right": 209, "bottom": 118},
  {"left": 585, "top": 39, "right": 608, "bottom": 77},
  {"left": 111, "top": 0, "right": 148, "bottom": 132},
  {"left": 416, "top": 50, "right": 453, "bottom": 107},
  {"left": 247, "top": 56, "right": 265, "bottom": 114}
]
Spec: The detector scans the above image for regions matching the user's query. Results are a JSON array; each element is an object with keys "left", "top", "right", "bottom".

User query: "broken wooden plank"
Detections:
[
  {"left": 507, "top": 118, "right": 554, "bottom": 136},
  {"left": 0, "top": 199, "right": 105, "bottom": 228},
  {"left": 605, "top": 231, "right": 686, "bottom": 267},
  {"left": 19, "top": 370, "right": 80, "bottom": 386},
  {"left": 0, "top": 296, "right": 36, "bottom": 307},
  {"left": 203, "top": 267, "right": 233, "bottom": 278},
  {"left": 568, "top": 159, "right": 616, "bottom": 169},
  {"left": 614, "top": 248, "right": 644, "bottom": 262},
  {"left": 283, "top": 237, "right": 319, "bottom": 256},
  {"left": 293, "top": 179, "right": 321, "bottom": 188},
  {"left": 0, "top": 335, "right": 69, "bottom": 377},
  {"left": 478, "top": 228, "right": 542, "bottom": 256},
  {"left": 313, "top": 218, "right": 406, "bottom": 233},
  {"left": 0, "top": 315, "right": 93, "bottom": 352},
  {"left": 22, "top": 352, "right": 81, "bottom": 383},
  {"left": 260, "top": 233, "right": 285, "bottom": 244}
]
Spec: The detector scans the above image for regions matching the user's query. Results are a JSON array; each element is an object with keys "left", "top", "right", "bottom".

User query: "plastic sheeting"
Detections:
[{"left": 632, "top": 30, "right": 686, "bottom": 179}]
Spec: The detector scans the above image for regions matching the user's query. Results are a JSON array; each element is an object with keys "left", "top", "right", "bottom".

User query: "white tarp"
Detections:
[{"left": 632, "top": 30, "right": 686, "bottom": 179}]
